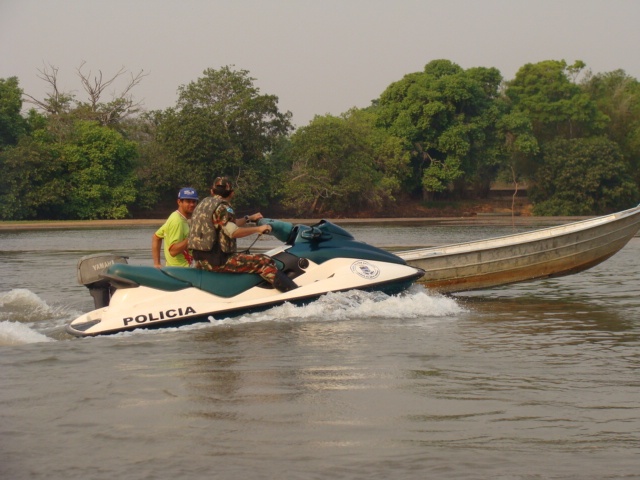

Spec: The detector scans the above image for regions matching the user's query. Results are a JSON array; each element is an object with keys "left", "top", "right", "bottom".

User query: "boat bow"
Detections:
[{"left": 397, "top": 204, "right": 640, "bottom": 293}]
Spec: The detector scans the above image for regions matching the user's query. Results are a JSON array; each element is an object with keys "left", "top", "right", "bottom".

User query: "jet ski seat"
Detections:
[
  {"left": 104, "top": 264, "right": 190, "bottom": 291},
  {"left": 104, "top": 264, "right": 265, "bottom": 298},
  {"left": 163, "top": 267, "right": 264, "bottom": 298}
]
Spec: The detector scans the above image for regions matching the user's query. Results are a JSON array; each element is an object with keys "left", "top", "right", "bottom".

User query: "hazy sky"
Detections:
[{"left": 2, "top": 0, "right": 639, "bottom": 127}]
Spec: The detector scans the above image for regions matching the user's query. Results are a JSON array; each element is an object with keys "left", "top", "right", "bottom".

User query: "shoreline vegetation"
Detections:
[
  {"left": 0, "top": 197, "right": 596, "bottom": 231},
  {"left": 0, "top": 214, "right": 591, "bottom": 231},
  {"left": 4, "top": 62, "right": 639, "bottom": 225}
]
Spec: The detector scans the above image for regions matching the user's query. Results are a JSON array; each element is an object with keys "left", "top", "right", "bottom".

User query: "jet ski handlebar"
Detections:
[
  {"left": 256, "top": 218, "right": 295, "bottom": 243},
  {"left": 256, "top": 218, "right": 354, "bottom": 245}
]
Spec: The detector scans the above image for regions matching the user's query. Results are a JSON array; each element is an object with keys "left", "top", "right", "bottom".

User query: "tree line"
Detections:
[{"left": 1, "top": 59, "right": 639, "bottom": 220}]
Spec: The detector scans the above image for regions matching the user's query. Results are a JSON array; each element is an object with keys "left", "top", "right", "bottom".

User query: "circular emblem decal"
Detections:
[{"left": 350, "top": 260, "right": 380, "bottom": 279}]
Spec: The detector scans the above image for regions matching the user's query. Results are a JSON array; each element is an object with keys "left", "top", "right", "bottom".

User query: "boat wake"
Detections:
[
  {"left": 0, "top": 320, "right": 54, "bottom": 346},
  {"left": 0, "top": 289, "right": 79, "bottom": 345},
  {"left": 223, "top": 284, "right": 464, "bottom": 325},
  {"left": 0, "top": 285, "right": 464, "bottom": 343}
]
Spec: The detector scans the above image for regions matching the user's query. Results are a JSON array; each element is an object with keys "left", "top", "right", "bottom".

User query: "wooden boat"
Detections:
[{"left": 396, "top": 204, "right": 640, "bottom": 293}]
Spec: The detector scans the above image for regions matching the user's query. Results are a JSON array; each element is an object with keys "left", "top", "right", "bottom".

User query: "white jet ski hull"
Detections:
[{"left": 68, "top": 256, "right": 423, "bottom": 336}]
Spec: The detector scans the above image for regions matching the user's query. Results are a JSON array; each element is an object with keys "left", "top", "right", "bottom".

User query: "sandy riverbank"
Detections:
[{"left": 0, "top": 215, "right": 591, "bottom": 231}]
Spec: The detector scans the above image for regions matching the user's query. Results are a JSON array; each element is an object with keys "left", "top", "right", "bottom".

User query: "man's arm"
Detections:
[
  {"left": 168, "top": 238, "right": 188, "bottom": 257},
  {"left": 217, "top": 206, "right": 271, "bottom": 239},
  {"left": 227, "top": 223, "right": 272, "bottom": 239},
  {"left": 152, "top": 234, "right": 163, "bottom": 268},
  {"left": 236, "top": 212, "right": 264, "bottom": 227}
]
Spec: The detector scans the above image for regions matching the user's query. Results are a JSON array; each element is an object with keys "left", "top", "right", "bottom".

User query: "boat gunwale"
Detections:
[
  {"left": 397, "top": 204, "right": 640, "bottom": 260},
  {"left": 418, "top": 220, "right": 637, "bottom": 279}
]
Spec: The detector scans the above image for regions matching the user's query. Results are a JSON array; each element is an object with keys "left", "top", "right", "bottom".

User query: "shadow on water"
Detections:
[
  {"left": 459, "top": 294, "right": 637, "bottom": 334},
  {"left": 447, "top": 293, "right": 640, "bottom": 371}
]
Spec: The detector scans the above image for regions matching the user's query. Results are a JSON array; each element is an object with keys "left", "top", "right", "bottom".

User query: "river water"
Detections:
[{"left": 1, "top": 222, "right": 639, "bottom": 479}]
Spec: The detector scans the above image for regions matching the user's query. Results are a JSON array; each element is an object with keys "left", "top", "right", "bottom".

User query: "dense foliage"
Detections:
[
  {"left": 280, "top": 109, "right": 409, "bottom": 215},
  {"left": 375, "top": 60, "right": 511, "bottom": 198},
  {"left": 0, "top": 77, "right": 28, "bottom": 146},
  {"left": 151, "top": 67, "right": 293, "bottom": 209},
  {"left": 2, "top": 59, "right": 640, "bottom": 220},
  {"left": 530, "top": 137, "right": 639, "bottom": 215},
  {"left": 1, "top": 119, "right": 137, "bottom": 220}
]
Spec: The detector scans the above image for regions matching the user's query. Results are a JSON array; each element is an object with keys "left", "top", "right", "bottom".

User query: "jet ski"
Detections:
[{"left": 67, "top": 219, "right": 425, "bottom": 337}]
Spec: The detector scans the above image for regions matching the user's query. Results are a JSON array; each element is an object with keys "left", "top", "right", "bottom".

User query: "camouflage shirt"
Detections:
[{"left": 188, "top": 195, "right": 237, "bottom": 253}]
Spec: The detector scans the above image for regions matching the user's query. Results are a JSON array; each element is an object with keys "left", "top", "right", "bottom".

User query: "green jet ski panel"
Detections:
[
  {"left": 285, "top": 220, "right": 407, "bottom": 266},
  {"left": 105, "top": 264, "right": 190, "bottom": 291},
  {"left": 163, "top": 267, "right": 264, "bottom": 297},
  {"left": 105, "top": 264, "right": 265, "bottom": 298}
]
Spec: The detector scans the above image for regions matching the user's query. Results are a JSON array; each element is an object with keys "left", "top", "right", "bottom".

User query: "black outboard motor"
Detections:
[{"left": 77, "top": 253, "right": 128, "bottom": 309}]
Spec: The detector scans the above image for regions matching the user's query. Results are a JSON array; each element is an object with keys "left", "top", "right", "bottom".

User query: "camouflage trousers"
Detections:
[{"left": 194, "top": 252, "right": 278, "bottom": 284}]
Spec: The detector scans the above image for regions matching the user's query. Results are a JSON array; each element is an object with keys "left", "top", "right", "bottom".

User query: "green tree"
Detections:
[
  {"left": 505, "top": 60, "right": 607, "bottom": 143},
  {"left": 155, "top": 66, "right": 293, "bottom": 208},
  {"left": 354, "top": 108, "right": 412, "bottom": 201},
  {"left": 123, "top": 113, "right": 182, "bottom": 212},
  {"left": 0, "top": 77, "right": 28, "bottom": 148},
  {"left": 282, "top": 114, "right": 376, "bottom": 215},
  {"left": 281, "top": 110, "right": 410, "bottom": 216},
  {"left": 494, "top": 110, "right": 540, "bottom": 185},
  {"left": 0, "top": 120, "right": 137, "bottom": 220},
  {"left": 375, "top": 60, "right": 510, "bottom": 198},
  {"left": 583, "top": 69, "right": 640, "bottom": 188},
  {"left": 0, "top": 135, "right": 65, "bottom": 220},
  {"left": 530, "top": 137, "right": 638, "bottom": 215},
  {"left": 58, "top": 121, "right": 138, "bottom": 219}
]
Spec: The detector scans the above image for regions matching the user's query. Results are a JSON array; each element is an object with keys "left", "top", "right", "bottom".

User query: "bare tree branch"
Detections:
[
  {"left": 23, "top": 63, "right": 74, "bottom": 115},
  {"left": 76, "top": 61, "right": 149, "bottom": 124},
  {"left": 23, "top": 62, "right": 148, "bottom": 125}
]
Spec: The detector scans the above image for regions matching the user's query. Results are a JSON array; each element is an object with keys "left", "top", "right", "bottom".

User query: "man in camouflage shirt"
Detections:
[{"left": 188, "top": 177, "right": 297, "bottom": 292}]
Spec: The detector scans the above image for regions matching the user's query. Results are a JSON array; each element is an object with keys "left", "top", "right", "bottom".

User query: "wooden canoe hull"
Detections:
[{"left": 396, "top": 204, "right": 640, "bottom": 293}]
